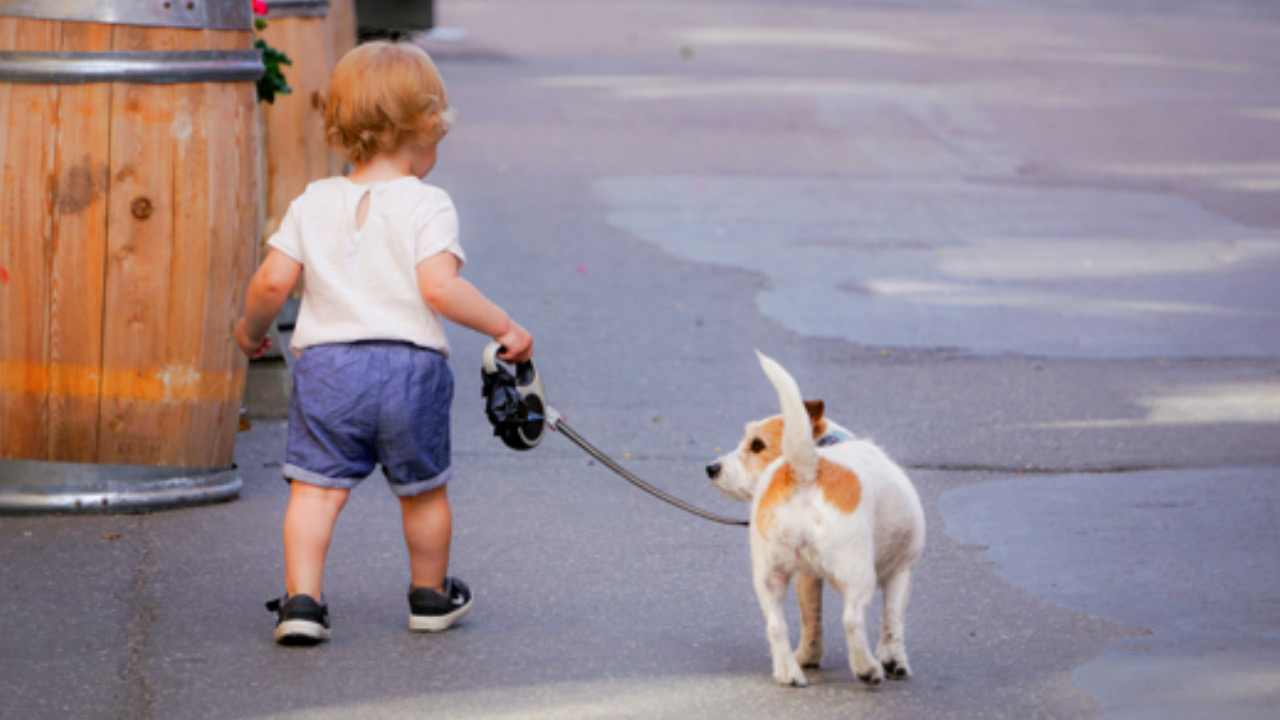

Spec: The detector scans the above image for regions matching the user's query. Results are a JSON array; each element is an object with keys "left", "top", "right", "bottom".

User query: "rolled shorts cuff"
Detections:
[
  {"left": 388, "top": 466, "right": 453, "bottom": 498},
  {"left": 282, "top": 463, "right": 452, "bottom": 497},
  {"left": 283, "top": 463, "right": 363, "bottom": 491}
]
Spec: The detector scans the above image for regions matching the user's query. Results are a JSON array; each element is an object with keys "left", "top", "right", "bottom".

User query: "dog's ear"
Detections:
[
  {"left": 804, "top": 400, "right": 825, "bottom": 422},
  {"left": 804, "top": 400, "right": 826, "bottom": 438}
]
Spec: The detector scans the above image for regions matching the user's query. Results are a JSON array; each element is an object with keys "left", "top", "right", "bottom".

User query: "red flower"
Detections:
[{"left": 252, "top": 0, "right": 268, "bottom": 15}]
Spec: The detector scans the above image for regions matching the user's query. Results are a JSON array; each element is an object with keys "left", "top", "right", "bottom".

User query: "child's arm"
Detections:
[
  {"left": 417, "top": 252, "right": 533, "bottom": 363},
  {"left": 236, "top": 249, "right": 304, "bottom": 359}
]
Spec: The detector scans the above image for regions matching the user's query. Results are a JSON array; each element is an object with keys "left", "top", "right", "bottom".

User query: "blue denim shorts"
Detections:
[{"left": 283, "top": 341, "right": 454, "bottom": 497}]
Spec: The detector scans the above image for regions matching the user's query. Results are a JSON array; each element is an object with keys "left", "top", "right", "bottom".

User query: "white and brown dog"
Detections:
[{"left": 706, "top": 352, "right": 926, "bottom": 687}]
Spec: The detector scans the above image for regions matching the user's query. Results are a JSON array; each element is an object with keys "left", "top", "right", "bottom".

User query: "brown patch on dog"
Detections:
[
  {"left": 742, "top": 417, "right": 785, "bottom": 477},
  {"left": 812, "top": 419, "right": 829, "bottom": 439},
  {"left": 816, "top": 459, "right": 861, "bottom": 514},
  {"left": 755, "top": 463, "right": 797, "bottom": 533}
]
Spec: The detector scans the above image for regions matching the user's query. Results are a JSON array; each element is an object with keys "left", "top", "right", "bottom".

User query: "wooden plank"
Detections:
[
  {"left": 46, "top": 19, "right": 113, "bottom": 462},
  {"left": 0, "top": 17, "right": 17, "bottom": 458},
  {"left": 232, "top": 79, "right": 259, "bottom": 459},
  {"left": 0, "top": 18, "right": 61, "bottom": 460},
  {"left": 0, "top": 16, "right": 16, "bottom": 205},
  {"left": 258, "top": 18, "right": 299, "bottom": 244},
  {"left": 327, "top": 0, "right": 357, "bottom": 177},
  {"left": 99, "top": 24, "right": 179, "bottom": 465},
  {"left": 299, "top": 17, "right": 337, "bottom": 187},
  {"left": 329, "top": 0, "right": 358, "bottom": 65},
  {"left": 300, "top": 18, "right": 335, "bottom": 188},
  {"left": 219, "top": 56, "right": 261, "bottom": 465},
  {"left": 164, "top": 27, "right": 213, "bottom": 466}
]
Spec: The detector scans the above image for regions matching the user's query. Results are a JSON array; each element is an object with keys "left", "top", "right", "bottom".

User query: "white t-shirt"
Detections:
[{"left": 268, "top": 176, "right": 466, "bottom": 356}]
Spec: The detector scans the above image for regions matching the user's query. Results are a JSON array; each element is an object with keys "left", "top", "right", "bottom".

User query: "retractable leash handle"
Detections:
[
  {"left": 479, "top": 343, "right": 748, "bottom": 527},
  {"left": 481, "top": 341, "right": 547, "bottom": 451}
]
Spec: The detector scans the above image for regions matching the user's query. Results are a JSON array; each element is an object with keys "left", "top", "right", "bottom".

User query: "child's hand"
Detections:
[
  {"left": 495, "top": 322, "right": 533, "bottom": 364},
  {"left": 235, "top": 317, "right": 273, "bottom": 359}
]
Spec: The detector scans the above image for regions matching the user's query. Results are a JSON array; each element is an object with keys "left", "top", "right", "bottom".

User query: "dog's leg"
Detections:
[
  {"left": 794, "top": 571, "right": 825, "bottom": 668},
  {"left": 877, "top": 567, "right": 914, "bottom": 679},
  {"left": 840, "top": 574, "right": 883, "bottom": 685},
  {"left": 755, "top": 566, "right": 807, "bottom": 687}
]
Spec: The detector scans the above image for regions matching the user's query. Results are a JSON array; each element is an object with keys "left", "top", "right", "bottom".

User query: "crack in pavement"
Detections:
[{"left": 117, "top": 517, "right": 156, "bottom": 720}]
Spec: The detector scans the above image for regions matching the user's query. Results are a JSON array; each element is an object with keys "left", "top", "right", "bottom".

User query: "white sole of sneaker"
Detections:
[
  {"left": 275, "top": 619, "right": 331, "bottom": 645},
  {"left": 409, "top": 599, "right": 472, "bottom": 632}
]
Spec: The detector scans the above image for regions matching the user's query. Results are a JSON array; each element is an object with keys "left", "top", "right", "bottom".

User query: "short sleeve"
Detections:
[
  {"left": 267, "top": 200, "right": 304, "bottom": 262},
  {"left": 413, "top": 193, "right": 466, "bottom": 268}
]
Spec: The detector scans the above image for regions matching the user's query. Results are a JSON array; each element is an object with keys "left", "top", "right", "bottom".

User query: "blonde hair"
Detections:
[{"left": 324, "top": 41, "right": 454, "bottom": 165}]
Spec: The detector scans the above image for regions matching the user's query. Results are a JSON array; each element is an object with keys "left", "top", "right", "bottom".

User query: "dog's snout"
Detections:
[{"left": 706, "top": 462, "right": 722, "bottom": 480}]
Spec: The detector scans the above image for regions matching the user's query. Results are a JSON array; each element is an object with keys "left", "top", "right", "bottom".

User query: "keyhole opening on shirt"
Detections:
[{"left": 355, "top": 190, "right": 371, "bottom": 231}]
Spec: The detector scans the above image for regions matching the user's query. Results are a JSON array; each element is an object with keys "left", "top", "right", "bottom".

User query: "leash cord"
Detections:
[{"left": 551, "top": 417, "right": 749, "bottom": 528}]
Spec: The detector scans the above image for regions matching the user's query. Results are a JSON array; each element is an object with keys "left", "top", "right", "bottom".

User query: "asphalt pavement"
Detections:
[{"left": 3, "top": 1, "right": 1278, "bottom": 718}]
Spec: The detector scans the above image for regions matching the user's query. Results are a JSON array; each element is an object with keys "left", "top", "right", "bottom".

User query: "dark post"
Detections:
[{"left": 354, "top": 0, "right": 434, "bottom": 41}]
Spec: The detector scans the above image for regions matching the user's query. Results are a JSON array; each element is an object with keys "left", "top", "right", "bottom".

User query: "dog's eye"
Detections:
[{"left": 750, "top": 438, "right": 766, "bottom": 453}]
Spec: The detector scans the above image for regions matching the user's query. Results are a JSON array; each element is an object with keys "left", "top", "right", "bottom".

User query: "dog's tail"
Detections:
[{"left": 757, "top": 350, "right": 819, "bottom": 483}]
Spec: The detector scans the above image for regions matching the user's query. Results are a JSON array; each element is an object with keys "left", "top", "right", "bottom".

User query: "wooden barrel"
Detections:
[
  {"left": 258, "top": 0, "right": 355, "bottom": 248},
  {"left": 0, "top": 1, "right": 262, "bottom": 513}
]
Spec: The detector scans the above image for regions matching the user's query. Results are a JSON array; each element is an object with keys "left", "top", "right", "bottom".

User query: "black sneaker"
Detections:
[
  {"left": 408, "top": 577, "right": 473, "bottom": 632},
  {"left": 265, "top": 594, "right": 330, "bottom": 646}
]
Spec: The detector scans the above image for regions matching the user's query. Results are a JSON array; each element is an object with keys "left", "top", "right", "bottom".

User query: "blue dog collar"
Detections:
[{"left": 817, "top": 429, "right": 855, "bottom": 447}]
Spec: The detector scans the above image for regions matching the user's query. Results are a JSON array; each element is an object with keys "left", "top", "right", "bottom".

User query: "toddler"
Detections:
[{"left": 235, "top": 41, "right": 532, "bottom": 645}]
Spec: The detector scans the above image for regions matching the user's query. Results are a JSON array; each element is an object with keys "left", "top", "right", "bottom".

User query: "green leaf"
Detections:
[{"left": 254, "top": 38, "right": 293, "bottom": 103}]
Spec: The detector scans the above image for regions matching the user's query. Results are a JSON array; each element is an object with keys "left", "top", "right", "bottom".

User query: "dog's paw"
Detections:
[
  {"left": 795, "top": 642, "right": 824, "bottom": 669},
  {"left": 882, "top": 658, "right": 912, "bottom": 680},
  {"left": 774, "top": 670, "right": 809, "bottom": 687},
  {"left": 877, "top": 645, "right": 912, "bottom": 680},
  {"left": 856, "top": 665, "right": 885, "bottom": 686},
  {"left": 773, "top": 659, "right": 809, "bottom": 687}
]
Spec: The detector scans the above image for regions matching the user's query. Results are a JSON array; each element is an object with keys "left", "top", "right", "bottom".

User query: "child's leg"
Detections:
[
  {"left": 399, "top": 484, "right": 452, "bottom": 592},
  {"left": 283, "top": 481, "right": 350, "bottom": 598}
]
